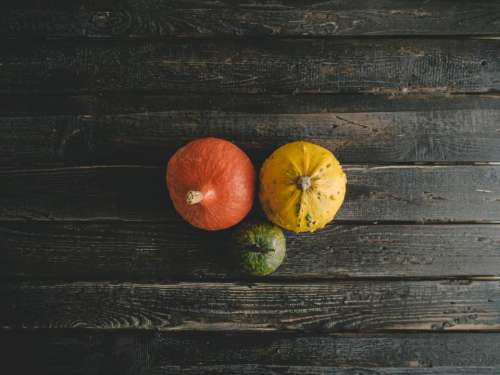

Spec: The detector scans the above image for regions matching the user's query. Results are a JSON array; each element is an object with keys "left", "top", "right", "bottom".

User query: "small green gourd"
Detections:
[{"left": 232, "top": 221, "right": 286, "bottom": 276}]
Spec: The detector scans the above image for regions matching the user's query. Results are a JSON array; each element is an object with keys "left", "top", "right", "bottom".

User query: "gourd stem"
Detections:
[
  {"left": 247, "top": 244, "right": 274, "bottom": 254},
  {"left": 297, "top": 176, "right": 312, "bottom": 191},
  {"left": 186, "top": 190, "right": 204, "bottom": 205}
]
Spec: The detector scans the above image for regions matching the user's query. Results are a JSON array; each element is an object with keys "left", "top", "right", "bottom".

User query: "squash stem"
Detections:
[
  {"left": 247, "top": 244, "right": 274, "bottom": 254},
  {"left": 186, "top": 190, "right": 204, "bottom": 205},
  {"left": 297, "top": 176, "right": 312, "bottom": 191}
]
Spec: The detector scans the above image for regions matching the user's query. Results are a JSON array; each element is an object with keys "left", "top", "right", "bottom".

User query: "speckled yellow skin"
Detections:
[{"left": 259, "top": 141, "right": 347, "bottom": 233}]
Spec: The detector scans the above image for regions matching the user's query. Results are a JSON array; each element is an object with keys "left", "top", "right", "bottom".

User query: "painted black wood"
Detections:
[
  {"left": 1, "top": 38, "right": 499, "bottom": 95},
  {"left": 2, "top": 280, "right": 499, "bottom": 331},
  {"left": 2, "top": 331, "right": 500, "bottom": 374},
  {"left": 4, "top": 0, "right": 500, "bottom": 38},
  {"left": 2, "top": 222, "right": 500, "bottom": 281},
  {"left": 3, "top": 108, "right": 500, "bottom": 168},
  {"left": 1, "top": 165, "right": 499, "bottom": 222}
]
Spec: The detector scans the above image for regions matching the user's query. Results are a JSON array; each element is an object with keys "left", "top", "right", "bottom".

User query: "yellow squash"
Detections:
[{"left": 259, "top": 141, "right": 346, "bottom": 233}]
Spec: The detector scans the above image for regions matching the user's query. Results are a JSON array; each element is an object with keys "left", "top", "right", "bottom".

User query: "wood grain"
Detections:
[
  {"left": 1, "top": 165, "right": 499, "bottom": 222},
  {"left": 2, "top": 280, "right": 500, "bottom": 331},
  {"left": 2, "top": 223, "right": 500, "bottom": 280},
  {"left": 1, "top": 38, "right": 499, "bottom": 94},
  {"left": 4, "top": 0, "right": 500, "bottom": 38},
  {"left": 4, "top": 2, "right": 500, "bottom": 373},
  {"left": 3, "top": 108, "right": 500, "bottom": 168},
  {"left": 4, "top": 93, "right": 500, "bottom": 116},
  {"left": 3, "top": 332, "right": 500, "bottom": 373},
  {"left": 129, "top": 366, "right": 500, "bottom": 375}
]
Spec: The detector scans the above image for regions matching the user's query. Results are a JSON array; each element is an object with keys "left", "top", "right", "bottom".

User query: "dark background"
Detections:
[{"left": 1, "top": 1, "right": 500, "bottom": 374}]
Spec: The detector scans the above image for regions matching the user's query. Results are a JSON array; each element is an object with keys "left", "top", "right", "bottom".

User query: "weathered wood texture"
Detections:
[
  {"left": 2, "top": 281, "right": 499, "bottom": 330},
  {"left": 3, "top": 109, "right": 500, "bottom": 168},
  {"left": 4, "top": 0, "right": 500, "bottom": 38},
  {"left": 118, "top": 366, "right": 500, "bottom": 375},
  {"left": 4, "top": 93, "right": 500, "bottom": 116},
  {"left": 1, "top": 165, "right": 499, "bottom": 222},
  {"left": 3, "top": 2, "right": 500, "bottom": 374},
  {"left": 3, "top": 223, "right": 500, "bottom": 281},
  {"left": 3, "top": 332, "right": 500, "bottom": 373},
  {"left": 1, "top": 38, "right": 499, "bottom": 94}
]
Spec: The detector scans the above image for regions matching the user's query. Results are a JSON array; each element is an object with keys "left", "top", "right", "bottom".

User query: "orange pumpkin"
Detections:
[{"left": 167, "top": 138, "right": 255, "bottom": 230}]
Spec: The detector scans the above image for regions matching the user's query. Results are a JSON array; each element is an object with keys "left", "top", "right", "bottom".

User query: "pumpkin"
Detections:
[
  {"left": 259, "top": 141, "right": 346, "bottom": 233},
  {"left": 232, "top": 221, "right": 286, "bottom": 276},
  {"left": 167, "top": 137, "right": 255, "bottom": 230}
]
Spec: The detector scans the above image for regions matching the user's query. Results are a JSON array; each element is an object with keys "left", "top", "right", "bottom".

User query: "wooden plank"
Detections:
[
  {"left": 2, "top": 223, "right": 500, "bottom": 280},
  {"left": 2, "top": 280, "right": 500, "bottom": 331},
  {"left": 4, "top": 0, "right": 500, "bottom": 38},
  {"left": 2, "top": 109, "right": 500, "bottom": 168},
  {"left": 1, "top": 165, "right": 499, "bottom": 222},
  {"left": 4, "top": 94, "right": 500, "bottom": 116},
  {"left": 3, "top": 332, "right": 500, "bottom": 372},
  {"left": 126, "top": 366, "right": 500, "bottom": 375},
  {"left": 1, "top": 38, "right": 499, "bottom": 95}
]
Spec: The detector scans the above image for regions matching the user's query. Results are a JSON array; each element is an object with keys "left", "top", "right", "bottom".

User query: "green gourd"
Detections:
[{"left": 232, "top": 221, "right": 286, "bottom": 276}]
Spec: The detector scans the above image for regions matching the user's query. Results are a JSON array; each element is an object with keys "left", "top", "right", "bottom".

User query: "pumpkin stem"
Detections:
[
  {"left": 186, "top": 190, "right": 204, "bottom": 205},
  {"left": 297, "top": 176, "right": 312, "bottom": 191}
]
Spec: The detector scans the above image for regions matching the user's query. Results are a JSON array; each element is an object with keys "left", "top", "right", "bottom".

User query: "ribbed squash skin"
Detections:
[
  {"left": 167, "top": 138, "right": 255, "bottom": 230},
  {"left": 232, "top": 221, "right": 286, "bottom": 276},
  {"left": 259, "top": 141, "right": 346, "bottom": 233}
]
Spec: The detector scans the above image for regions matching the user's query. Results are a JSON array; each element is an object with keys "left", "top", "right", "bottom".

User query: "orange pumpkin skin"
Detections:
[{"left": 167, "top": 138, "right": 255, "bottom": 230}]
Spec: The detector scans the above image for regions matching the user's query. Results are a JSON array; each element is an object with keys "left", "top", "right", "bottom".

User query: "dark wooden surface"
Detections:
[
  {"left": 4, "top": 0, "right": 500, "bottom": 38},
  {"left": 3, "top": 332, "right": 500, "bottom": 374},
  {"left": 1, "top": 38, "right": 499, "bottom": 95},
  {"left": 2, "top": 165, "right": 500, "bottom": 222},
  {"left": 3, "top": 108, "right": 500, "bottom": 167},
  {"left": 3, "top": 280, "right": 500, "bottom": 331},
  {"left": 3, "top": 223, "right": 500, "bottom": 280},
  {"left": 2, "top": 1, "right": 500, "bottom": 374}
]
